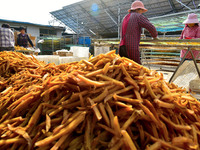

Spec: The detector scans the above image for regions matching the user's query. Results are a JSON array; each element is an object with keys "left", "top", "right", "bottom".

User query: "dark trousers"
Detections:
[{"left": 119, "top": 45, "right": 128, "bottom": 58}]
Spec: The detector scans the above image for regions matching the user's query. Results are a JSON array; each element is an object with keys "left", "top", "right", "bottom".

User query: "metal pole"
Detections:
[
  {"left": 52, "top": 36, "right": 54, "bottom": 54},
  {"left": 175, "top": 0, "right": 192, "bottom": 11},
  {"left": 190, "top": 48, "right": 200, "bottom": 78},
  {"left": 77, "top": 15, "right": 79, "bottom": 45},
  {"left": 118, "top": 5, "right": 121, "bottom": 39},
  {"left": 169, "top": 47, "right": 191, "bottom": 83}
]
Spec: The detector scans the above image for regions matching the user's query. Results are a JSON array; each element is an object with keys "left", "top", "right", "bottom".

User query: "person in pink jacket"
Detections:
[{"left": 180, "top": 13, "right": 200, "bottom": 60}]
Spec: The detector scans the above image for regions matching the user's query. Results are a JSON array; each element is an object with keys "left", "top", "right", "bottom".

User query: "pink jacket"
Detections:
[{"left": 180, "top": 25, "right": 200, "bottom": 59}]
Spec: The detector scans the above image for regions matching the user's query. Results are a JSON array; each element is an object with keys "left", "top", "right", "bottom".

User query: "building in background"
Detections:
[{"left": 0, "top": 19, "right": 65, "bottom": 39}]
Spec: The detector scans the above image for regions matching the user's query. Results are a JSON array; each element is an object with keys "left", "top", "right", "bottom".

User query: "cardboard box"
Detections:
[
  {"left": 29, "top": 36, "right": 36, "bottom": 47},
  {"left": 57, "top": 52, "right": 73, "bottom": 57},
  {"left": 53, "top": 52, "right": 57, "bottom": 55},
  {"left": 65, "top": 52, "right": 73, "bottom": 56}
]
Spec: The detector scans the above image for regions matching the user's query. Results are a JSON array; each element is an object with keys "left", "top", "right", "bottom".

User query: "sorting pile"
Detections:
[{"left": 0, "top": 51, "right": 200, "bottom": 150}]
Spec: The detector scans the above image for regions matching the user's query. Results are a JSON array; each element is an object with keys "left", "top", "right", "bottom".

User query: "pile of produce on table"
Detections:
[{"left": 0, "top": 51, "right": 200, "bottom": 150}]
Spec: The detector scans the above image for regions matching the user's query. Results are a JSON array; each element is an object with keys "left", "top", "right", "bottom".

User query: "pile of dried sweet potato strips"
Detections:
[{"left": 0, "top": 51, "right": 200, "bottom": 150}]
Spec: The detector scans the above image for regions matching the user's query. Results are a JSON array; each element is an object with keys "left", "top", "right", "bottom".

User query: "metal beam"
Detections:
[
  {"left": 104, "top": 10, "right": 118, "bottom": 25},
  {"left": 50, "top": 13, "right": 77, "bottom": 33},
  {"left": 62, "top": 8, "right": 93, "bottom": 36},
  {"left": 168, "top": 0, "right": 177, "bottom": 13},
  {"left": 78, "top": 4, "right": 111, "bottom": 33},
  {"left": 175, "top": 0, "right": 192, "bottom": 11},
  {"left": 99, "top": 0, "right": 118, "bottom": 25},
  {"left": 51, "top": 12, "right": 80, "bottom": 34},
  {"left": 149, "top": 9, "right": 200, "bottom": 20}
]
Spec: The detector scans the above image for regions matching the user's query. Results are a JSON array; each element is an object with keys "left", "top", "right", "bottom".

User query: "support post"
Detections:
[
  {"left": 118, "top": 5, "right": 121, "bottom": 39},
  {"left": 169, "top": 47, "right": 190, "bottom": 83}
]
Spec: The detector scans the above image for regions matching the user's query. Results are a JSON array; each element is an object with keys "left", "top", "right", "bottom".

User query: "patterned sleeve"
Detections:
[
  {"left": 138, "top": 15, "right": 158, "bottom": 38},
  {"left": 10, "top": 30, "right": 15, "bottom": 46},
  {"left": 195, "top": 26, "right": 200, "bottom": 38}
]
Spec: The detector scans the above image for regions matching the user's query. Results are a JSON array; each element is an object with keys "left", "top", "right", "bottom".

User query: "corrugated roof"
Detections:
[
  {"left": 0, "top": 18, "right": 65, "bottom": 30},
  {"left": 50, "top": 0, "right": 200, "bottom": 36}
]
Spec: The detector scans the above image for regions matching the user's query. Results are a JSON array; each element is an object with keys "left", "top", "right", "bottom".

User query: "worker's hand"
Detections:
[{"left": 153, "top": 37, "right": 159, "bottom": 40}]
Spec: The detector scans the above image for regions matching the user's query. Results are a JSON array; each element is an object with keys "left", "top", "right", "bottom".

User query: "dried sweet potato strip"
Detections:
[
  {"left": 172, "top": 136, "right": 194, "bottom": 149},
  {"left": 124, "top": 77, "right": 139, "bottom": 91},
  {"left": 108, "top": 86, "right": 122, "bottom": 94},
  {"left": 62, "top": 111, "right": 83, "bottom": 126},
  {"left": 97, "top": 123, "right": 115, "bottom": 135},
  {"left": 47, "top": 107, "right": 63, "bottom": 117},
  {"left": 46, "top": 114, "right": 51, "bottom": 133},
  {"left": 95, "top": 58, "right": 111, "bottom": 67},
  {"left": 139, "top": 104, "right": 160, "bottom": 125},
  {"left": 113, "top": 116, "right": 121, "bottom": 137},
  {"left": 79, "top": 94, "right": 85, "bottom": 107},
  {"left": 62, "top": 90, "right": 88, "bottom": 105},
  {"left": 84, "top": 115, "right": 92, "bottom": 150},
  {"left": 26, "top": 104, "right": 43, "bottom": 129},
  {"left": 0, "top": 117, "right": 24, "bottom": 129},
  {"left": 146, "top": 142, "right": 161, "bottom": 150},
  {"left": 105, "top": 103, "right": 115, "bottom": 129},
  {"left": 103, "top": 62, "right": 111, "bottom": 74},
  {"left": 160, "top": 121, "right": 169, "bottom": 142},
  {"left": 143, "top": 99, "right": 161, "bottom": 127},
  {"left": 35, "top": 111, "right": 86, "bottom": 147},
  {"left": 98, "top": 103, "right": 110, "bottom": 127},
  {"left": 7, "top": 124, "right": 32, "bottom": 149},
  {"left": 151, "top": 123, "right": 159, "bottom": 139},
  {"left": 160, "top": 114, "right": 191, "bottom": 131},
  {"left": 111, "top": 101, "right": 132, "bottom": 109},
  {"left": 104, "top": 85, "right": 134, "bottom": 102},
  {"left": 113, "top": 94, "right": 143, "bottom": 105},
  {"left": 62, "top": 101, "right": 81, "bottom": 109},
  {"left": 0, "top": 138, "right": 26, "bottom": 146},
  {"left": 162, "top": 93, "right": 180, "bottom": 100},
  {"left": 97, "top": 74, "right": 125, "bottom": 88},
  {"left": 154, "top": 99, "right": 175, "bottom": 109},
  {"left": 88, "top": 98, "right": 102, "bottom": 121},
  {"left": 110, "top": 138, "right": 123, "bottom": 150},
  {"left": 61, "top": 111, "right": 71, "bottom": 125},
  {"left": 82, "top": 60, "right": 95, "bottom": 68},
  {"left": 121, "top": 130, "right": 137, "bottom": 150},
  {"left": 134, "top": 89, "right": 142, "bottom": 100},
  {"left": 122, "top": 110, "right": 138, "bottom": 130},
  {"left": 1, "top": 86, "right": 12, "bottom": 95},
  {"left": 191, "top": 125, "right": 198, "bottom": 145},
  {"left": 145, "top": 132, "right": 183, "bottom": 150},
  {"left": 114, "top": 107, "right": 134, "bottom": 117},
  {"left": 77, "top": 74, "right": 109, "bottom": 87},
  {"left": 10, "top": 96, "right": 34, "bottom": 118},
  {"left": 8, "top": 93, "right": 33, "bottom": 109},
  {"left": 92, "top": 88, "right": 108, "bottom": 103},
  {"left": 143, "top": 76, "right": 157, "bottom": 99},
  {"left": 50, "top": 134, "right": 69, "bottom": 150}
]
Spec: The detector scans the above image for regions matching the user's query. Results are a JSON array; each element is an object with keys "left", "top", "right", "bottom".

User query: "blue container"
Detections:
[{"left": 78, "top": 37, "right": 91, "bottom": 47}]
